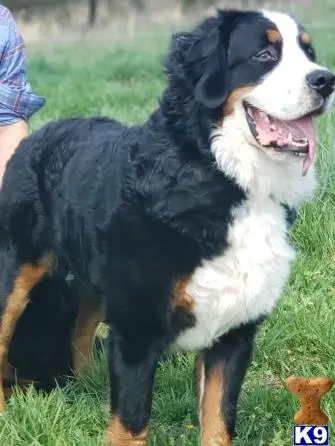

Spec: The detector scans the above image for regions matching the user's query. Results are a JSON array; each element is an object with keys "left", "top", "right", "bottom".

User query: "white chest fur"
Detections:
[{"left": 175, "top": 198, "right": 295, "bottom": 351}]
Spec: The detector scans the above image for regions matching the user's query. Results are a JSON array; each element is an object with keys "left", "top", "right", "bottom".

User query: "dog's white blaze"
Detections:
[
  {"left": 253, "top": 11, "right": 327, "bottom": 120},
  {"left": 176, "top": 198, "right": 295, "bottom": 351}
]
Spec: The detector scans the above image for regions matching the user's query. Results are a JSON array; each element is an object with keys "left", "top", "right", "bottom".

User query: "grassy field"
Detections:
[{"left": 0, "top": 13, "right": 334, "bottom": 446}]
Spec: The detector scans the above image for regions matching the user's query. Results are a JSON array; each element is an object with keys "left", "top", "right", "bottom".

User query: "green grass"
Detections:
[{"left": 0, "top": 21, "right": 335, "bottom": 446}]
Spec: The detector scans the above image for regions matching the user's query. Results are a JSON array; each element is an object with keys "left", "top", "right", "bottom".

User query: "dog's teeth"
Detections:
[
  {"left": 270, "top": 124, "right": 276, "bottom": 131},
  {"left": 292, "top": 151, "right": 305, "bottom": 157},
  {"left": 291, "top": 137, "right": 308, "bottom": 148}
]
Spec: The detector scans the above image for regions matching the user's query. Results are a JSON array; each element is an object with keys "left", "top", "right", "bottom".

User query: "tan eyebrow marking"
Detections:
[
  {"left": 266, "top": 28, "right": 282, "bottom": 44},
  {"left": 301, "top": 31, "right": 312, "bottom": 45}
]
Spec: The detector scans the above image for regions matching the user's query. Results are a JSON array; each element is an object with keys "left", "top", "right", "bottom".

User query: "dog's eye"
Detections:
[{"left": 254, "top": 49, "right": 278, "bottom": 62}]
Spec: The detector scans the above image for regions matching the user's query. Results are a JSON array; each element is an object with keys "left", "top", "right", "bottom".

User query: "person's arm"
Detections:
[
  {"left": 0, "top": 6, "right": 45, "bottom": 185},
  {"left": 0, "top": 120, "right": 28, "bottom": 181}
]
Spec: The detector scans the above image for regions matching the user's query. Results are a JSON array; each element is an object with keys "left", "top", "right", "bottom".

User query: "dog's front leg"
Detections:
[
  {"left": 196, "top": 322, "right": 257, "bottom": 446},
  {"left": 105, "top": 326, "right": 165, "bottom": 446}
]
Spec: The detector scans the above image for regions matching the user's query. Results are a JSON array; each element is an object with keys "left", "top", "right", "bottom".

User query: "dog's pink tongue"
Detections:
[
  {"left": 281, "top": 115, "right": 316, "bottom": 176},
  {"left": 252, "top": 109, "right": 317, "bottom": 175},
  {"left": 298, "top": 116, "right": 316, "bottom": 176}
]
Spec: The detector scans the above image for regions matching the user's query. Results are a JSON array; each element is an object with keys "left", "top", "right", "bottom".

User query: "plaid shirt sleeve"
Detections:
[{"left": 0, "top": 5, "right": 45, "bottom": 125}]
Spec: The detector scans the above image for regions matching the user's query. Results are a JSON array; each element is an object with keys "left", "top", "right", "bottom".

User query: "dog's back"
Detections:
[
  {"left": 2, "top": 116, "right": 126, "bottom": 196},
  {"left": 0, "top": 117, "right": 129, "bottom": 266}
]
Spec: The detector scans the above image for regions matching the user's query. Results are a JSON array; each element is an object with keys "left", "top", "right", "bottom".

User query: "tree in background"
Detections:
[
  {"left": 88, "top": 0, "right": 145, "bottom": 26},
  {"left": 88, "top": 0, "right": 98, "bottom": 26}
]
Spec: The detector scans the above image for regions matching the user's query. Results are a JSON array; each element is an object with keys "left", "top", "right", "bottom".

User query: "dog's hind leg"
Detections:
[
  {"left": 0, "top": 254, "right": 50, "bottom": 411},
  {"left": 72, "top": 300, "right": 104, "bottom": 375}
]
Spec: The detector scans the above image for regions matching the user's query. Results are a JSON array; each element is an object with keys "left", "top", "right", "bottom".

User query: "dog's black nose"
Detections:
[{"left": 306, "top": 69, "right": 335, "bottom": 98}]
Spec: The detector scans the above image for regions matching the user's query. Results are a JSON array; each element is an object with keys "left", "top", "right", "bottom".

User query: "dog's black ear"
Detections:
[
  {"left": 195, "top": 14, "right": 231, "bottom": 109},
  {"left": 195, "top": 10, "right": 238, "bottom": 109},
  {"left": 167, "top": 12, "right": 233, "bottom": 109},
  {"left": 195, "top": 49, "right": 228, "bottom": 108}
]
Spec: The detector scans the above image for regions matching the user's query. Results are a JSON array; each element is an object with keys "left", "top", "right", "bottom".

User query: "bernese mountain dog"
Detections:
[{"left": 0, "top": 8, "right": 333, "bottom": 445}]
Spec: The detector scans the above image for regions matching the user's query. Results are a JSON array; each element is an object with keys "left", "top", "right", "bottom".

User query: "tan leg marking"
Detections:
[
  {"left": 0, "top": 260, "right": 49, "bottom": 411},
  {"left": 105, "top": 416, "right": 148, "bottom": 445},
  {"left": 196, "top": 354, "right": 205, "bottom": 409},
  {"left": 199, "top": 361, "right": 232, "bottom": 446},
  {"left": 72, "top": 302, "right": 104, "bottom": 374}
]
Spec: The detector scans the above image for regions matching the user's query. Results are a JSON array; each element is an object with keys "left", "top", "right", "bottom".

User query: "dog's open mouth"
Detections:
[{"left": 244, "top": 103, "right": 317, "bottom": 176}]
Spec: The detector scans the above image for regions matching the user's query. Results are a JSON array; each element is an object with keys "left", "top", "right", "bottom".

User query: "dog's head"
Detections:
[{"left": 166, "top": 10, "right": 334, "bottom": 190}]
